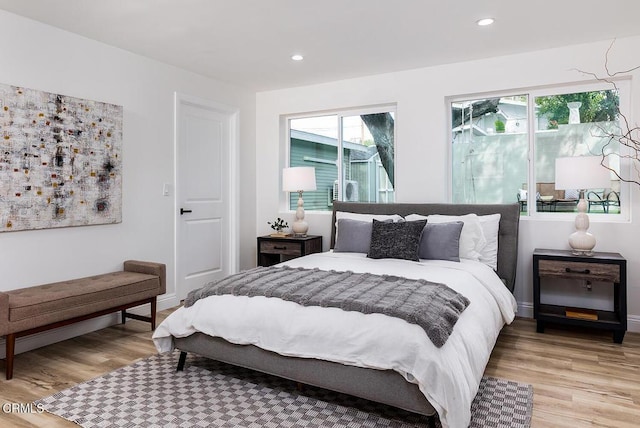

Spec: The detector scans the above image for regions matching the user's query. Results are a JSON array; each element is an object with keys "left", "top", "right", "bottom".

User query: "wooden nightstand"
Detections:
[
  {"left": 533, "top": 248, "right": 627, "bottom": 343},
  {"left": 257, "top": 235, "right": 323, "bottom": 267}
]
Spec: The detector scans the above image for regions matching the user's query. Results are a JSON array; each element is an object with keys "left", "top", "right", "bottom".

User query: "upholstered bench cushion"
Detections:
[{"left": 6, "top": 272, "right": 160, "bottom": 333}]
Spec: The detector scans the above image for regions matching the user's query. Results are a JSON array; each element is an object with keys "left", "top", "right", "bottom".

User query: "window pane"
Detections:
[
  {"left": 534, "top": 89, "right": 620, "bottom": 215},
  {"left": 289, "top": 109, "right": 395, "bottom": 212},
  {"left": 341, "top": 113, "right": 395, "bottom": 204},
  {"left": 451, "top": 96, "right": 529, "bottom": 208},
  {"left": 289, "top": 116, "right": 338, "bottom": 211}
]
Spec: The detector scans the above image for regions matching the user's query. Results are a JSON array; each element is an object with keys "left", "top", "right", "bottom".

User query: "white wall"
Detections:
[
  {"left": 0, "top": 10, "right": 256, "bottom": 355},
  {"left": 256, "top": 36, "right": 640, "bottom": 332}
]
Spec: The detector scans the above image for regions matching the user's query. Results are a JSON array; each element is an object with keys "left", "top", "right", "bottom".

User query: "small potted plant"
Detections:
[{"left": 267, "top": 217, "right": 289, "bottom": 237}]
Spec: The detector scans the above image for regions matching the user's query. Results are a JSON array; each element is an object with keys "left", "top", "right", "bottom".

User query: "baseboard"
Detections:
[
  {"left": 516, "top": 301, "right": 639, "bottom": 333},
  {"left": 628, "top": 315, "right": 640, "bottom": 333},
  {"left": 517, "top": 302, "right": 534, "bottom": 319},
  {"left": 0, "top": 293, "right": 181, "bottom": 359}
]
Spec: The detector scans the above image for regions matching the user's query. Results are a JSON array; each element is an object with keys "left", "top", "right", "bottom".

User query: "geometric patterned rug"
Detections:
[{"left": 35, "top": 351, "right": 532, "bottom": 428}]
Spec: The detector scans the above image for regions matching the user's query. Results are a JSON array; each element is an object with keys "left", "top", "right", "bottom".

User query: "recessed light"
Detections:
[
  {"left": 291, "top": 54, "right": 304, "bottom": 61},
  {"left": 476, "top": 18, "right": 494, "bottom": 26}
]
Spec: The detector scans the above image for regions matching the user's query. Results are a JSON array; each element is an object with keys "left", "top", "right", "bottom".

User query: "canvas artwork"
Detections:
[{"left": 0, "top": 83, "right": 123, "bottom": 232}]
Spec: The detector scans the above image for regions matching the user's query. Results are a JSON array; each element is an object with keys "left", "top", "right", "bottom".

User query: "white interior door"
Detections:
[{"left": 176, "top": 95, "right": 233, "bottom": 300}]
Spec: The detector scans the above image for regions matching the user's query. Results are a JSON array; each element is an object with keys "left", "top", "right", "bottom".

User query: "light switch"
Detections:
[{"left": 163, "top": 183, "right": 171, "bottom": 196}]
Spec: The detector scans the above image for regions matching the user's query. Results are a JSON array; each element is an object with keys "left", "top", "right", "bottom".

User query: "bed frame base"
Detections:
[
  {"left": 176, "top": 350, "right": 187, "bottom": 371},
  {"left": 174, "top": 334, "right": 436, "bottom": 427}
]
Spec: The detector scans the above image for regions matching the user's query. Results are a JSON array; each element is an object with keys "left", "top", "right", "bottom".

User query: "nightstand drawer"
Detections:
[
  {"left": 538, "top": 259, "right": 620, "bottom": 282},
  {"left": 259, "top": 241, "right": 302, "bottom": 256}
]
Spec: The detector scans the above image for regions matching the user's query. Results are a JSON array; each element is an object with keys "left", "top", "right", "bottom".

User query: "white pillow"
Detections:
[
  {"left": 406, "top": 213, "right": 486, "bottom": 261},
  {"left": 334, "top": 211, "right": 403, "bottom": 241},
  {"left": 335, "top": 211, "right": 404, "bottom": 222},
  {"left": 478, "top": 214, "right": 501, "bottom": 270}
]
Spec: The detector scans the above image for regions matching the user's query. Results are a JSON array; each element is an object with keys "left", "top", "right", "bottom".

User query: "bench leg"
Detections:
[
  {"left": 5, "top": 333, "right": 15, "bottom": 380},
  {"left": 151, "top": 296, "right": 157, "bottom": 330},
  {"left": 121, "top": 297, "right": 157, "bottom": 331}
]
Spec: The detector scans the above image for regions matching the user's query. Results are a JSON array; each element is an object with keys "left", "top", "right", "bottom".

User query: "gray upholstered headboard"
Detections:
[{"left": 330, "top": 202, "right": 520, "bottom": 292}]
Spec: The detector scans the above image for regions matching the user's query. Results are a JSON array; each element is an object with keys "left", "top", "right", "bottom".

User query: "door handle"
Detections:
[{"left": 180, "top": 208, "right": 193, "bottom": 215}]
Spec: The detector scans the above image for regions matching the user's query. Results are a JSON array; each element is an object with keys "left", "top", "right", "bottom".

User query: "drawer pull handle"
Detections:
[
  {"left": 565, "top": 267, "right": 590, "bottom": 274},
  {"left": 273, "top": 246, "right": 287, "bottom": 250}
]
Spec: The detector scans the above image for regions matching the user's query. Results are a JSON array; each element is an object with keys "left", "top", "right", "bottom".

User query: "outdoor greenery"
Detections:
[{"left": 536, "top": 90, "right": 619, "bottom": 126}]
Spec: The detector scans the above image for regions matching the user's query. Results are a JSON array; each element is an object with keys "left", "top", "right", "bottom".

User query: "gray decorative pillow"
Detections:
[
  {"left": 367, "top": 219, "right": 427, "bottom": 261},
  {"left": 418, "top": 221, "right": 463, "bottom": 262},
  {"left": 334, "top": 218, "right": 374, "bottom": 253}
]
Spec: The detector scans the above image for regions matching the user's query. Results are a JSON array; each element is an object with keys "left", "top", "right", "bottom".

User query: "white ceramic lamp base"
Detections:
[
  {"left": 292, "top": 192, "right": 309, "bottom": 236},
  {"left": 569, "top": 199, "right": 595, "bottom": 256}
]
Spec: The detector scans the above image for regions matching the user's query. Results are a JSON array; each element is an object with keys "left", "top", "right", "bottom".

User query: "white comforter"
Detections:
[{"left": 153, "top": 251, "right": 517, "bottom": 428}]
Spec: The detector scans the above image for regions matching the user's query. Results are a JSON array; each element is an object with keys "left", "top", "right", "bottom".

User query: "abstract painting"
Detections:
[{"left": 0, "top": 83, "right": 122, "bottom": 232}]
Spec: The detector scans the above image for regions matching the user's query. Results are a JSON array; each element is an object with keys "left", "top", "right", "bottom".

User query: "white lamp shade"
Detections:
[
  {"left": 555, "top": 156, "right": 610, "bottom": 190},
  {"left": 282, "top": 167, "right": 317, "bottom": 192}
]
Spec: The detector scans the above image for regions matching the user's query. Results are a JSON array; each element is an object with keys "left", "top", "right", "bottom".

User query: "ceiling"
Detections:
[{"left": 1, "top": 1, "right": 640, "bottom": 91}]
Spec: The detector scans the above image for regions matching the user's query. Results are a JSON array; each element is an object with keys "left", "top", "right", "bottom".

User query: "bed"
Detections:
[{"left": 153, "top": 202, "right": 520, "bottom": 428}]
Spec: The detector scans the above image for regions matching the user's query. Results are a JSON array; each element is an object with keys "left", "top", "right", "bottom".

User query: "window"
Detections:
[
  {"left": 450, "top": 81, "right": 628, "bottom": 217},
  {"left": 287, "top": 106, "right": 396, "bottom": 211},
  {"left": 451, "top": 95, "right": 529, "bottom": 205}
]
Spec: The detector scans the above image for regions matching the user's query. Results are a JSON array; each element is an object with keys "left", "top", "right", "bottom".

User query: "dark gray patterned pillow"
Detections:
[{"left": 367, "top": 219, "right": 427, "bottom": 261}]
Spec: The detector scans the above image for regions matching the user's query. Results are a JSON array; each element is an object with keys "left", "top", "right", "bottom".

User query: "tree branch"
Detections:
[
  {"left": 578, "top": 39, "right": 640, "bottom": 187},
  {"left": 361, "top": 113, "right": 395, "bottom": 187}
]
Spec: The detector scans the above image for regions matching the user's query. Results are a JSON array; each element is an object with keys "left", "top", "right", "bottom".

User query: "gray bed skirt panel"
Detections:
[{"left": 174, "top": 333, "right": 436, "bottom": 417}]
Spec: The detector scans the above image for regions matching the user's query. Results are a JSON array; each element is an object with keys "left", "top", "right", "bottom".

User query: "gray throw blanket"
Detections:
[{"left": 185, "top": 266, "right": 470, "bottom": 348}]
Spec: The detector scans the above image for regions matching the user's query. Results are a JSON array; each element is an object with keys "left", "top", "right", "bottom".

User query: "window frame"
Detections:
[
  {"left": 284, "top": 104, "right": 397, "bottom": 212},
  {"left": 447, "top": 79, "right": 631, "bottom": 222}
]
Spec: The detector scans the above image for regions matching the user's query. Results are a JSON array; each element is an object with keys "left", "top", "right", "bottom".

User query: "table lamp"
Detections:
[
  {"left": 555, "top": 156, "right": 611, "bottom": 255},
  {"left": 282, "top": 167, "right": 316, "bottom": 236}
]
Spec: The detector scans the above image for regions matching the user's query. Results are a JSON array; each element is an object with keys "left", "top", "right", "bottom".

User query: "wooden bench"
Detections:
[{"left": 0, "top": 260, "right": 166, "bottom": 380}]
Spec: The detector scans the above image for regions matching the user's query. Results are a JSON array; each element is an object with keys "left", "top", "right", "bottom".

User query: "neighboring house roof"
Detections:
[
  {"left": 497, "top": 100, "right": 527, "bottom": 120},
  {"left": 291, "top": 129, "right": 373, "bottom": 155},
  {"left": 350, "top": 145, "right": 379, "bottom": 161},
  {"left": 451, "top": 123, "right": 489, "bottom": 136}
]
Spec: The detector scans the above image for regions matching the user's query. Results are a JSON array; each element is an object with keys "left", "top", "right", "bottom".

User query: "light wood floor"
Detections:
[{"left": 1, "top": 309, "right": 638, "bottom": 427}]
